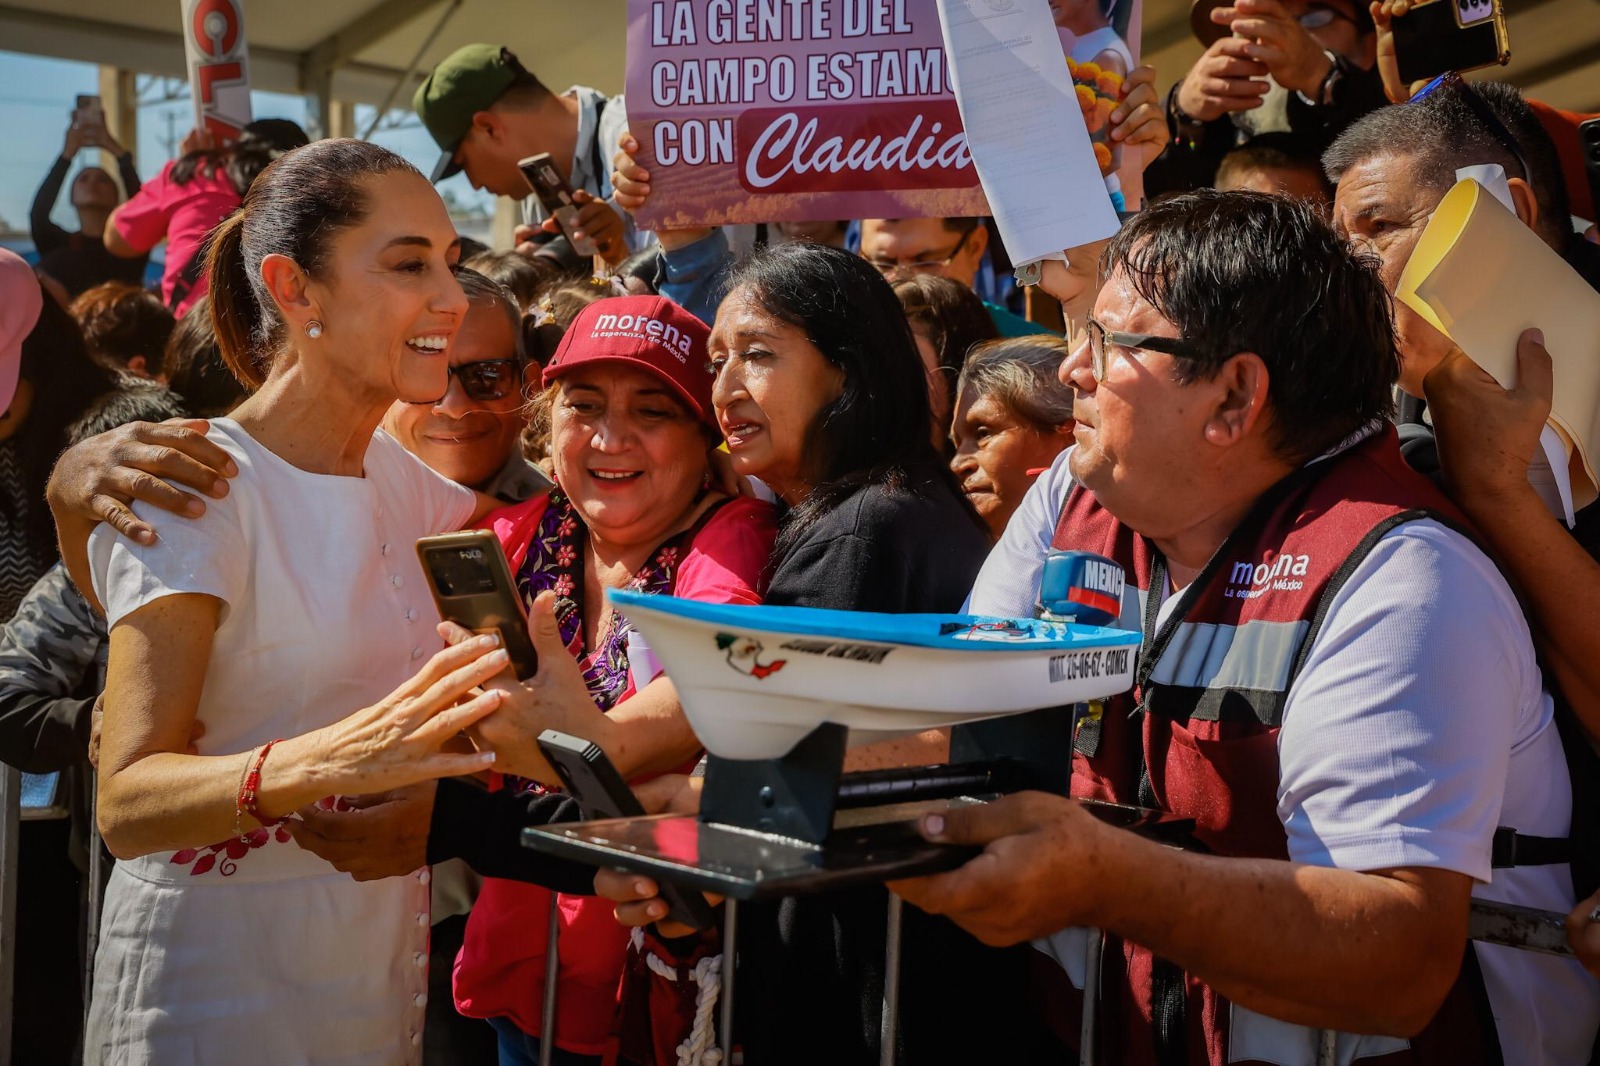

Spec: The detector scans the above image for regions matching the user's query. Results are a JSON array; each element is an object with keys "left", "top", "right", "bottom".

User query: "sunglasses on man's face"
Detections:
[{"left": 404, "top": 359, "right": 525, "bottom": 406}]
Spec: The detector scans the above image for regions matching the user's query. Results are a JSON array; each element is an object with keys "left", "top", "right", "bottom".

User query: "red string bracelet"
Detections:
[{"left": 234, "top": 738, "right": 284, "bottom": 840}]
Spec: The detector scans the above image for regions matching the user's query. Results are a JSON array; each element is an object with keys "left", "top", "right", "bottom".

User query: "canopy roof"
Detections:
[{"left": 1, "top": 0, "right": 1593, "bottom": 133}]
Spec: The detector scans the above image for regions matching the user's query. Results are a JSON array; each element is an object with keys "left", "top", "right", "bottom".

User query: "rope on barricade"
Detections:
[{"left": 630, "top": 926, "right": 725, "bottom": 1066}]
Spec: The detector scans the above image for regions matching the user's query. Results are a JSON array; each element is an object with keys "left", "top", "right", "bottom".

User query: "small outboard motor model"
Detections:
[{"left": 1037, "top": 550, "right": 1126, "bottom": 628}]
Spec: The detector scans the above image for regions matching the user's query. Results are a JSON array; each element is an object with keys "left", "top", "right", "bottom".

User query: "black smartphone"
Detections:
[
  {"left": 416, "top": 530, "right": 539, "bottom": 680},
  {"left": 537, "top": 729, "right": 716, "bottom": 930},
  {"left": 518, "top": 153, "right": 600, "bottom": 257},
  {"left": 1391, "top": 0, "right": 1510, "bottom": 84}
]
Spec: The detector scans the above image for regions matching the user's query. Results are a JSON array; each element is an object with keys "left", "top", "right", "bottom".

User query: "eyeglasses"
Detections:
[
  {"left": 865, "top": 227, "right": 974, "bottom": 279},
  {"left": 1296, "top": 5, "right": 1352, "bottom": 30},
  {"left": 403, "top": 359, "right": 525, "bottom": 405},
  {"left": 1409, "top": 71, "right": 1529, "bottom": 183},
  {"left": 1085, "top": 318, "right": 1205, "bottom": 382}
]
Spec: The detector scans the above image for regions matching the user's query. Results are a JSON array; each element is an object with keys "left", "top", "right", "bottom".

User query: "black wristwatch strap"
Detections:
[
  {"left": 1312, "top": 50, "right": 1346, "bottom": 107},
  {"left": 1167, "top": 82, "right": 1207, "bottom": 149}
]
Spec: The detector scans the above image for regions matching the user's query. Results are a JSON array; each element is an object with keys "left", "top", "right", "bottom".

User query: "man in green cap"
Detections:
[{"left": 414, "top": 44, "right": 634, "bottom": 263}]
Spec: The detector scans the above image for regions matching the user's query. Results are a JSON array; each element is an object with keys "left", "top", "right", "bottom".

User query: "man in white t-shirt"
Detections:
[{"left": 891, "top": 189, "right": 1598, "bottom": 1065}]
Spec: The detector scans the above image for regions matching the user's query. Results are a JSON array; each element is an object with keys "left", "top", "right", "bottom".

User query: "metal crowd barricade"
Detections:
[
  {"left": 0, "top": 764, "right": 19, "bottom": 1066},
  {"left": 0, "top": 767, "right": 79, "bottom": 1066},
  {"left": 1309, "top": 899, "right": 1575, "bottom": 1066}
]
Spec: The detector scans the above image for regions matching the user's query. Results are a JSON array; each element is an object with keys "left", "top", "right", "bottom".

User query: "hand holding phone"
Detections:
[
  {"left": 1389, "top": 0, "right": 1509, "bottom": 85},
  {"left": 519, "top": 153, "right": 601, "bottom": 257},
  {"left": 417, "top": 531, "right": 539, "bottom": 680}
]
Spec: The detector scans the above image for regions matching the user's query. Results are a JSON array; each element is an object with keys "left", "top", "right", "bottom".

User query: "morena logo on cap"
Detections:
[{"left": 589, "top": 313, "right": 693, "bottom": 362}]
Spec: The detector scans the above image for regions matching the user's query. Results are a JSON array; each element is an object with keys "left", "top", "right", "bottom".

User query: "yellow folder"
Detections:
[{"left": 1397, "top": 178, "right": 1600, "bottom": 508}]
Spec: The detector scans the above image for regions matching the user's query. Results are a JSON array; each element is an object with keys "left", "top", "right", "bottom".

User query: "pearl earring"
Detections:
[{"left": 305, "top": 320, "right": 324, "bottom": 339}]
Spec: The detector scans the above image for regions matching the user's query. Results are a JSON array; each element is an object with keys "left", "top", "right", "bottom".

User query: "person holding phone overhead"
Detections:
[
  {"left": 1146, "top": 0, "right": 1388, "bottom": 193},
  {"left": 49, "top": 138, "right": 539, "bottom": 1064},
  {"left": 29, "top": 105, "right": 145, "bottom": 297}
]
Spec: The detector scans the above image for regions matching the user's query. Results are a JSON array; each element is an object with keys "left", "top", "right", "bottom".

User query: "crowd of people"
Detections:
[{"left": 2, "top": 2, "right": 1600, "bottom": 1063}]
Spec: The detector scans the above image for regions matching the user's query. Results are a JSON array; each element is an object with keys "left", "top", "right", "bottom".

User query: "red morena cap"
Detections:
[{"left": 542, "top": 295, "right": 716, "bottom": 427}]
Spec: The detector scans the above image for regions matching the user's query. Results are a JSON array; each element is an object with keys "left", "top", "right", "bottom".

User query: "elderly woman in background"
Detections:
[{"left": 950, "top": 336, "right": 1077, "bottom": 539}]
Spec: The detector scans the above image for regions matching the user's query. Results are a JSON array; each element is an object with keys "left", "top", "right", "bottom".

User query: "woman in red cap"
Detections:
[{"left": 433, "top": 293, "right": 777, "bottom": 1065}]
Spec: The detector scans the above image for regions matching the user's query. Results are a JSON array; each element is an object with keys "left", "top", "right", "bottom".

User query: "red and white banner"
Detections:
[
  {"left": 181, "top": 0, "right": 253, "bottom": 143},
  {"left": 625, "top": 0, "right": 1141, "bottom": 228}
]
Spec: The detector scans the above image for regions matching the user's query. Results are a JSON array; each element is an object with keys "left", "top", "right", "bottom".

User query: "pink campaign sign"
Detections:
[{"left": 625, "top": 0, "right": 1141, "bottom": 229}]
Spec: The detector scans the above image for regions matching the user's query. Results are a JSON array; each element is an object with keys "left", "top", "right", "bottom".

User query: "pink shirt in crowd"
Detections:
[{"left": 112, "top": 159, "right": 240, "bottom": 317}]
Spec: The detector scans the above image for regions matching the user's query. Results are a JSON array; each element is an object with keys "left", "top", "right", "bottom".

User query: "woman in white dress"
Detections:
[{"left": 54, "top": 139, "right": 514, "bottom": 1064}]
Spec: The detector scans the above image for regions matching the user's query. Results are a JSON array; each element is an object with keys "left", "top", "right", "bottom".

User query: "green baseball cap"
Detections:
[{"left": 413, "top": 44, "right": 519, "bottom": 182}]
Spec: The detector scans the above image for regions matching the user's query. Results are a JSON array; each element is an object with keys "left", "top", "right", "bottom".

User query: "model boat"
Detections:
[{"left": 608, "top": 590, "right": 1142, "bottom": 759}]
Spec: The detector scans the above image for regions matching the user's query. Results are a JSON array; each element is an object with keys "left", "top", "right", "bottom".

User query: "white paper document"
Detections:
[{"left": 935, "top": 0, "right": 1120, "bottom": 266}]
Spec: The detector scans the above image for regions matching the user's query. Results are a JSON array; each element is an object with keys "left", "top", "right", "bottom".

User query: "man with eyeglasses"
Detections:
[
  {"left": 381, "top": 267, "right": 551, "bottom": 504},
  {"left": 1146, "top": 0, "right": 1386, "bottom": 194},
  {"left": 859, "top": 217, "right": 1050, "bottom": 337},
  {"left": 889, "top": 190, "right": 1598, "bottom": 1065}
]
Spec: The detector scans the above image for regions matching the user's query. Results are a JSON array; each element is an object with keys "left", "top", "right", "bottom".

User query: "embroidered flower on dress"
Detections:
[
  {"left": 169, "top": 824, "right": 291, "bottom": 876},
  {"left": 553, "top": 574, "right": 574, "bottom": 597}
]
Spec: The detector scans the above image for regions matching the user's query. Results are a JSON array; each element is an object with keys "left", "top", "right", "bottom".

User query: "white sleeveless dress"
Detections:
[{"left": 85, "top": 420, "right": 475, "bottom": 1065}]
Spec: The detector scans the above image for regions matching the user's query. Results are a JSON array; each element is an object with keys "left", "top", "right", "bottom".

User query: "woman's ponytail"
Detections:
[{"left": 204, "top": 211, "right": 266, "bottom": 390}]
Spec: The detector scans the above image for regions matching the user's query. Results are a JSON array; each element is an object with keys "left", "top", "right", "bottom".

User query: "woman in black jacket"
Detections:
[
  {"left": 712, "top": 242, "right": 990, "bottom": 618},
  {"left": 605, "top": 243, "right": 1060, "bottom": 1065}
]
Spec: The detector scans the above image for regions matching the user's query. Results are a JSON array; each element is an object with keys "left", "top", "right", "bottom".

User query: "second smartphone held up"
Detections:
[{"left": 519, "top": 153, "right": 601, "bottom": 257}]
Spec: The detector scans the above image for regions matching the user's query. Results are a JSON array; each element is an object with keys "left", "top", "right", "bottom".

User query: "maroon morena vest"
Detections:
[{"left": 1038, "top": 426, "right": 1503, "bottom": 1066}]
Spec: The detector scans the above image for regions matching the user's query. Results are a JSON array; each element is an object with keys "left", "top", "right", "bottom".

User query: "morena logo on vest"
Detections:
[{"left": 1225, "top": 553, "right": 1311, "bottom": 599}]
